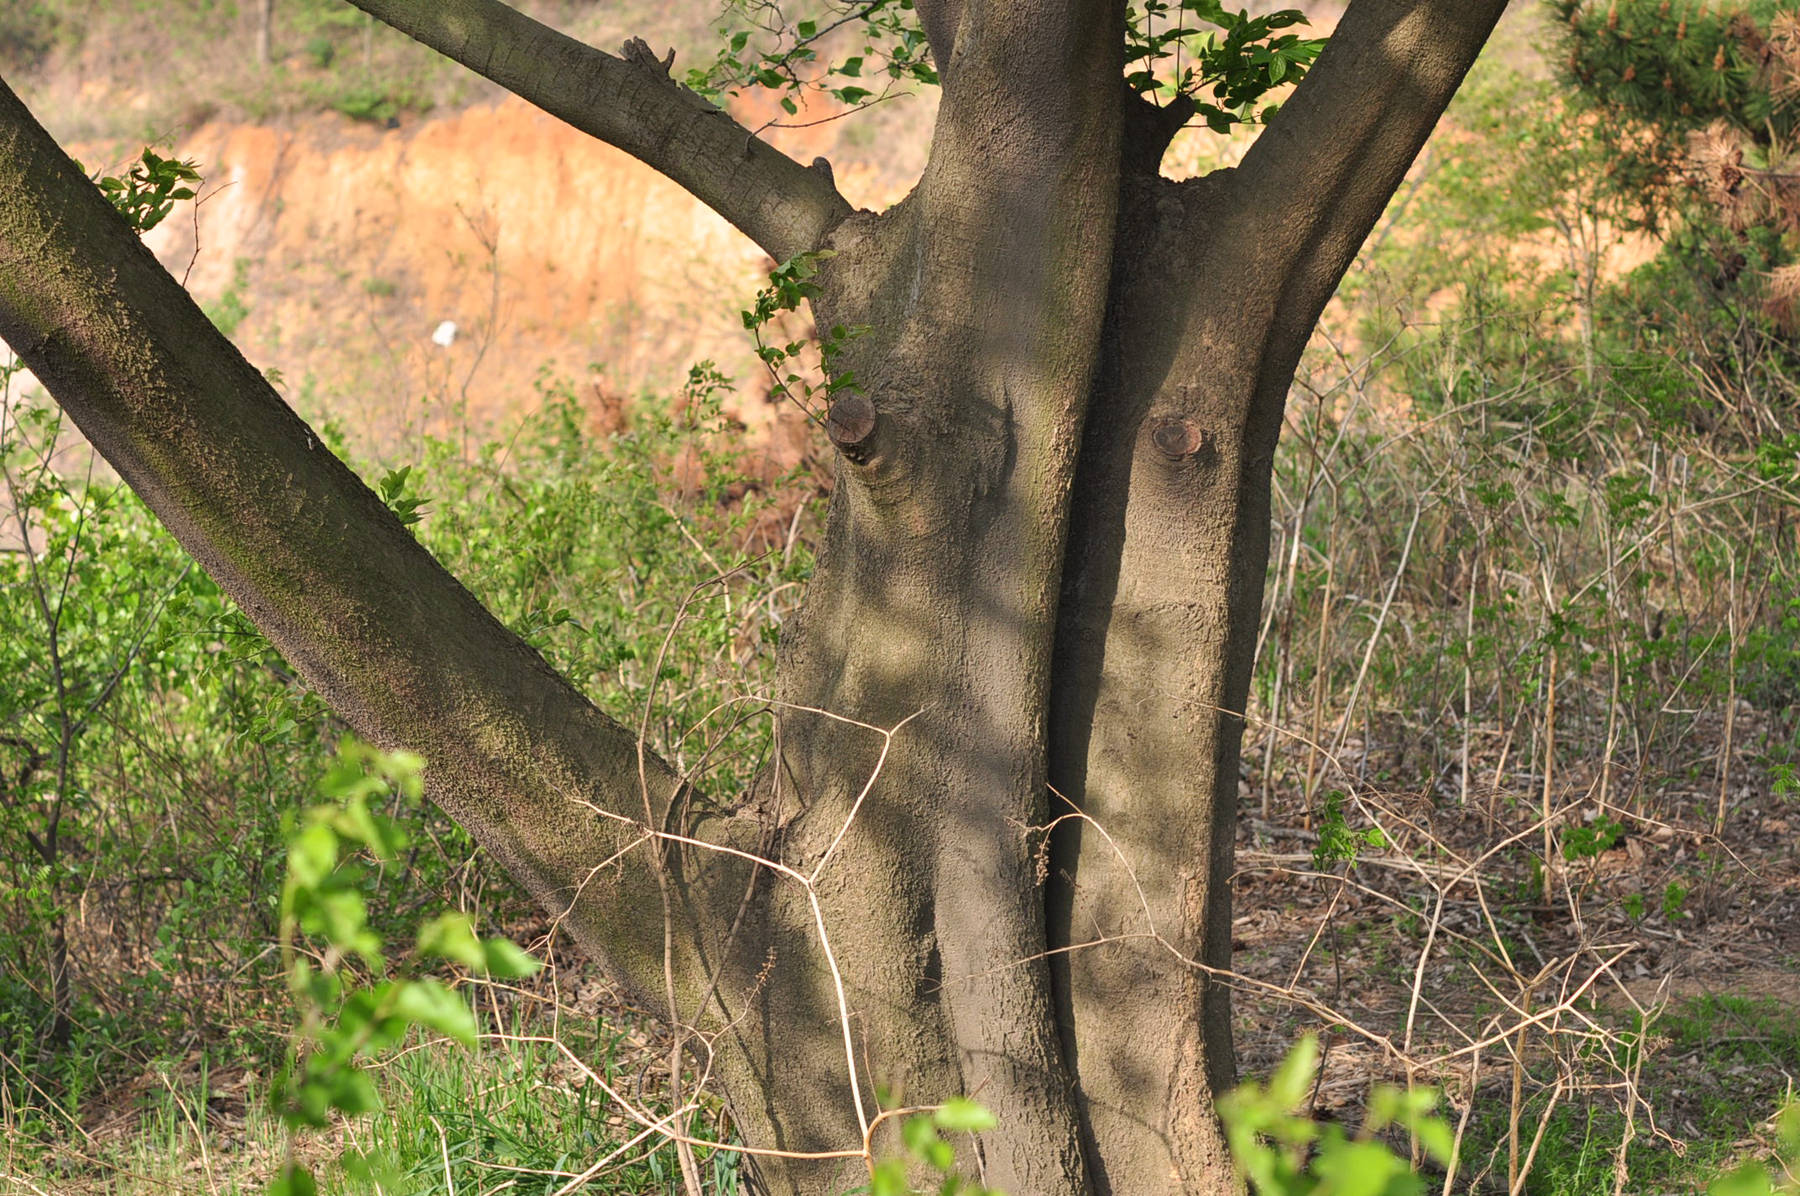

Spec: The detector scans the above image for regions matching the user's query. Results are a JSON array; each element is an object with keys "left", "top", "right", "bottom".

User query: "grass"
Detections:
[
  {"left": 2, "top": 1010, "right": 748, "bottom": 1194},
  {"left": 329, "top": 1026, "right": 744, "bottom": 1195},
  {"left": 12, "top": 991, "right": 1786, "bottom": 1196},
  {"left": 1460, "top": 993, "right": 1800, "bottom": 1195}
]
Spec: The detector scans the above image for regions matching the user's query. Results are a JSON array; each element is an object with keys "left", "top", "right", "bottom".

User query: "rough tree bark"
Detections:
[{"left": 0, "top": 1, "right": 1505, "bottom": 1191}]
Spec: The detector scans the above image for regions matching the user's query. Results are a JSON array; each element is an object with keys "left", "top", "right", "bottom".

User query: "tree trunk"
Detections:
[
  {"left": 1047, "top": 169, "right": 1270, "bottom": 1193},
  {"left": 0, "top": 2, "right": 1508, "bottom": 1192},
  {"left": 256, "top": 0, "right": 274, "bottom": 67}
]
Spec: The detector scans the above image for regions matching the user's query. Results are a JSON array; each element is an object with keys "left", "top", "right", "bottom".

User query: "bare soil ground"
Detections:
[{"left": 1230, "top": 708, "right": 1800, "bottom": 1188}]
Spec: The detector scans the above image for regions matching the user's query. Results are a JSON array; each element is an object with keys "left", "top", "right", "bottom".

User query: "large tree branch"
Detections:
[
  {"left": 346, "top": 0, "right": 853, "bottom": 262},
  {"left": 0, "top": 75, "right": 734, "bottom": 1011},
  {"left": 1224, "top": 0, "right": 1507, "bottom": 365},
  {"left": 914, "top": 0, "right": 961, "bottom": 76}
]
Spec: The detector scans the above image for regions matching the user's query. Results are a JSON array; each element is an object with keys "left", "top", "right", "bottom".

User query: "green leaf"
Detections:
[
  {"left": 1413, "top": 1115, "right": 1454, "bottom": 1166},
  {"left": 481, "top": 937, "right": 542, "bottom": 979},
  {"left": 869, "top": 1159, "right": 909, "bottom": 1196},
  {"left": 415, "top": 912, "right": 486, "bottom": 970},
  {"left": 923, "top": 1138, "right": 954, "bottom": 1171},
  {"left": 1777, "top": 1101, "right": 1800, "bottom": 1152},
  {"left": 335, "top": 794, "right": 400, "bottom": 857},
  {"left": 1268, "top": 1033, "right": 1318, "bottom": 1110},
  {"left": 322, "top": 1062, "right": 382, "bottom": 1116},
  {"left": 390, "top": 978, "right": 478, "bottom": 1048},
  {"left": 331, "top": 986, "right": 384, "bottom": 1052},
  {"left": 933, "top": 1097, "right": 997, "bottom": 1133},
  {"left": 1315, "top": 1137, "right": 1421, "bottom": 1196},
  {"left": 300, "top": 887, "right": 375, "bottom": 962},
  {"left": 287, "top": 822, "right": 339, "bottom": 889},
  {"left": 269, "top": 1161, "right": 318, "bottom": 1196},
  {"left": 1709, "top": 1164, "right": 1777, "bottom": 1196},
  {"left": 902, "top": 1115, "right": 940, "bottom": 1156},
  {"left": 293, "top": 961, "right": 342, "bottom": 1008}
]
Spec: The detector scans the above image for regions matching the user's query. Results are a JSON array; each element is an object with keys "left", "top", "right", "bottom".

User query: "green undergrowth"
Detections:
[
  {"left": 0, "top": 352, "right": 809, "bottom": 1191},
  {"left": 333, "top": 1028, "right": 743, "bottom": 1196},
  {"left": 1237, "top": 7, "right": 1800, "bottom": 1193},
  {"left": 1248, "top": 9, "right": 1800, "bottom": 827},
  {"left": 0, "top": 1025, "right": 745, "bottom": 1195},
  {"left": 407, "top": 364, "right": 818, "bottom": 797},
  {"left": 1447, "top": 993, "right": 1800, "bottom": 1195},
  {"left": 1220, "top": 1034, "right": 1800, "bottom": 1196}
]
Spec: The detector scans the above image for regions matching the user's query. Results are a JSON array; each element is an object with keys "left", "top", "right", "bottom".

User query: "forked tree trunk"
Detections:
[{"left": 0, "top": 2, "right": 1505, "bottom": 1192}]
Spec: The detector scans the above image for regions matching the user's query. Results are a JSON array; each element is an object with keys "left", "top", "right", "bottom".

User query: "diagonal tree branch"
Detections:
[
  {"left": 1223, "top": 0, "right": 1508, "bottom": 370},
  {"left": 346, "top": 0, "right": 854, "bottom": 262},
  {"left": 0, "top": 74, "right": 735, "bottom": 1011}
]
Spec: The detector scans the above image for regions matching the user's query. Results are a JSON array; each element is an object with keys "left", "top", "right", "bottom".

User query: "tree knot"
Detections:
[
  {"left": 620, "top": 37, "right": 676, "bottom": 77},
  {"left": 826, "top": 393, "right": 877, "bottom": 462},
  {"left": 1150, "top": 416, "right": 1210, "bottom": 461}
]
